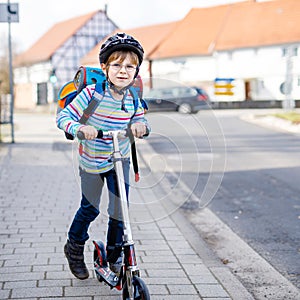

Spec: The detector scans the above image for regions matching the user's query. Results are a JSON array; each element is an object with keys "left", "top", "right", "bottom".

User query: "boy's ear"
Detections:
[{"left": 101, "top": 63, "right": 107, "bottom": 71}]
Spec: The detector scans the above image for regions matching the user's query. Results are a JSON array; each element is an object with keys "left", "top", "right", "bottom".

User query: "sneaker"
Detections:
[
  {"left": 109, "top": 255, "right": 123, "bottom": 275},
  {"left": 64, "top": 239, "right": 89, "bottom": 280}
]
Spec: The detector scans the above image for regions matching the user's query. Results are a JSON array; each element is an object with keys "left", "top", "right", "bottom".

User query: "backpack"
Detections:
[{"left": 57, "top": 66, "right": 146, "bottom": 140}]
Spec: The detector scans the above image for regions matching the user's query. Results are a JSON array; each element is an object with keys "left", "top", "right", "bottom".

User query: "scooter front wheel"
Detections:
[{"left": 122, "top": 276, "right": 150, "bottom": 300}]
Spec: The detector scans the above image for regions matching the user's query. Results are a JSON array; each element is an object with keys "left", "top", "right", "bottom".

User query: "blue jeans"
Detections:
[{"left": 68, "top": 160, "right": 130, "bottom": 258}]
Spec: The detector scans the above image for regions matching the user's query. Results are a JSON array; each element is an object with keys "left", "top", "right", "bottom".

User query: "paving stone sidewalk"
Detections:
[{"left": 0, "top": 112, "right": 251, "bottom": 300}]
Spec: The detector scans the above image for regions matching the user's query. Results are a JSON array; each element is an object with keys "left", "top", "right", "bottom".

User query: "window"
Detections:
[
  {"left": 37, "top": 82, "right": 48, "bottom": 105},
  {"left": 282, "top": 47, "right": 298, "bottom": 57}
]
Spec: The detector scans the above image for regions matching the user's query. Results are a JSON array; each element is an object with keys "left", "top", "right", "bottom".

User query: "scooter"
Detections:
[{"left": 78, "top": 129, "right": 150, "bottom": 300}]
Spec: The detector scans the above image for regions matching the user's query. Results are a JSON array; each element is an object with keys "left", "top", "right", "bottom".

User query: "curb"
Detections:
[{"left": 240, "top": 112, "right": 300, "bottom": 134}]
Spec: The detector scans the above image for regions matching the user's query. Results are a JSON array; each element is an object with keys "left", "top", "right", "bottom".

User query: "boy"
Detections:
[{"left": 56, "top": 33, "right": 150, "bottom": 279}]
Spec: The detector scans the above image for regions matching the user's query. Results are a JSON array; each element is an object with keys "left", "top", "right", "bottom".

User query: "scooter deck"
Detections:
[{"left": 94, "top": 264, "right": 120, "bottom": 288}]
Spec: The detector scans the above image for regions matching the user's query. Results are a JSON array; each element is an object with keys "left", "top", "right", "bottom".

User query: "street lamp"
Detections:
[
  {"left": 49, "top": 69, "right": 58, "bottom": 104},
  {"left": 49, "top": 69, "right": 57, "bottom": 84}
]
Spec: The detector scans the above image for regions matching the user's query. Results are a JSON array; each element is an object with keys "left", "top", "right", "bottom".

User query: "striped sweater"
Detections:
[{"left": 56, "top": 83, "right": 150, "bottom": 174}]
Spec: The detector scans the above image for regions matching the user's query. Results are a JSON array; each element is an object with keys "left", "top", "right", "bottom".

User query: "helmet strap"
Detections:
[
  {"left": 108, "top": 80, "right": 125, "bottom": 95},
  {"left": 106, "top": 80, "right": 131, "bottom": 112}
]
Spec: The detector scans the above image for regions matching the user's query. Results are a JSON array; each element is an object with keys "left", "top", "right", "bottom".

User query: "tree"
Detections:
[
  {"left": 0, "top": 59, "right": 10, "bottom": 95},
  {"left": 0, "top": 31, "right": 19, "bottom": 95},
  {"left": 0, "top": 32, "right": 10, "bottom": 94}
]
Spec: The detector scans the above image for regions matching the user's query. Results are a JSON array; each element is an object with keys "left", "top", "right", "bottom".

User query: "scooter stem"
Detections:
[{"left": 111, "top": 131, "right": 133, "bottom": 243}]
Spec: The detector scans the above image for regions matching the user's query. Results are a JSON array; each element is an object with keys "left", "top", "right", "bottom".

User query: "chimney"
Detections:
[{"left": 104, "top": 3, "right": 108, "bottom": 17}]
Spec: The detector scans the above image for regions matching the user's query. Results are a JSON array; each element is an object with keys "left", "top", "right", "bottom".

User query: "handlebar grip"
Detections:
[
  {"left": 144, "top": 127, "right": 150, "bottom": 137},
  {"left": 125, "top": 126, "right": 149, "bottom": 138},
  {"left": 77, "top": 130, "right": 103, "bottom": 140},
  {"left": 97, "top": 130, "right": 104, "bottom": 138},
  {"left": 77, "top": 131, "right": 85, "bottom": 140}
]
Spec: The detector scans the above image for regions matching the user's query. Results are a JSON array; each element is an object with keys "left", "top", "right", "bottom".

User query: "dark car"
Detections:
[{"left": 143, "top": 86, "right": 210, "bottom": 113}]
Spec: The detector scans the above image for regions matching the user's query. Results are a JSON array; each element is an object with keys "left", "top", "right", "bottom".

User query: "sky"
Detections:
[{"left": 0, "top": 0, "right": 268, "bottom": 53}]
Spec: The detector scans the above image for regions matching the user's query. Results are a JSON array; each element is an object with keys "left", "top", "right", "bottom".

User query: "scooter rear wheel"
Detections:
[{"left": 122, "top": 276, "right": 150, "bottom": 300}]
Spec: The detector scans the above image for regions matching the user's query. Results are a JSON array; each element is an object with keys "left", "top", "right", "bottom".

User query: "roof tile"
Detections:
[
  {"left": 149, "top": 0, "right": 300, "bottom": 59},
  {"left": 80, "top": 22, "right": 178, "bottom": 65},
  {"left": 14, "top": 0, "right": 300, "bottom": 66},
  {"left": 14, "top": 11, "right": 99, "bottom": 66}
]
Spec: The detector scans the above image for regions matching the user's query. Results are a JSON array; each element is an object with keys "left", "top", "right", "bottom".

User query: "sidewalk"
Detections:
[{"left": 0, "top": 112, "right": 253, "bottom": 300}]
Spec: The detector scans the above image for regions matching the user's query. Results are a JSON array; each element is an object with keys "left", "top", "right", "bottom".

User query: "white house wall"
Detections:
[
  {"left": 15, "top": 62, "right": 52, "bottom": 83},
  {"left": 14, "top": 62, "right": 54, "bottom": 105},
  {"left": 151, "top": 44, "right": 300, "bottom": 101}
]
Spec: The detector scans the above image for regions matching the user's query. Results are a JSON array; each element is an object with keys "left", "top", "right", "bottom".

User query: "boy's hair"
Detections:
[{"left": 106, "top": 51, "right": 139, "bottom": 66}]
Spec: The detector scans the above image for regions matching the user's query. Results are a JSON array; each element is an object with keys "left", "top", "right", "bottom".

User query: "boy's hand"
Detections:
[
  {"left": 79, "top": 125, "right": 98, "bottom": 140},
  {"left": 131, "top": 122, "right": 146, "bottom": 138}
]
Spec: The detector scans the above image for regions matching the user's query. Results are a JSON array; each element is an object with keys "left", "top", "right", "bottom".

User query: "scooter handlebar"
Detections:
[
  {"left": 77, "top": 127, "right": 149, "bottom": 140},
  {"left": 77, "top": 130, "right": 104, "bottom": 140}
]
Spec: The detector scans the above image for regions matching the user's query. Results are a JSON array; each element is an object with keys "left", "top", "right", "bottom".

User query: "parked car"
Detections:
[{"left": 143, "top": 86, "right": 210, "bottom": 113}]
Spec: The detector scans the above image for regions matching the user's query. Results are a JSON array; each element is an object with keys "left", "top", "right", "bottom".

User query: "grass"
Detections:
[{"left": 273, "top": 111, "right": 300, "bottom": 125}]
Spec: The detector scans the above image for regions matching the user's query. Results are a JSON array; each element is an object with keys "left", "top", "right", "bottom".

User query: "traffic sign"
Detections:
[
  {"left": 1, "top": 2, "right": 19, "bottom": 142},
  {"left": 0, "top": 3, "right": 19, "bottom": 23},
  {"left": 280, "top": 81, "right": 292, "bottom": 95},
  {"left": 214, "top": 78, "right": 235, "bottom": 96}
]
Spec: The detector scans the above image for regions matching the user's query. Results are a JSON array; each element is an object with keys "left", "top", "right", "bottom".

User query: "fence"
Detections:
[{"left": 0, "top": 94, "right": 13, "bottom": 142}]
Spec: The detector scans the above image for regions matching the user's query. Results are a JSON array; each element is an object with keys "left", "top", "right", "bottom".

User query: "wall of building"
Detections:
[
  {"left": 14, "top": 62, "right": 54, "bottom": 108},
  {"left": 151, "top": 44, "right": 300, "bottom": 102}
]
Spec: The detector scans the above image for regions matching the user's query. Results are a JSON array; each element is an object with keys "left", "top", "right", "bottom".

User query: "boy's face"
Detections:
[{"left": 101, "top": 54, "right": 137, "bottom": 90}]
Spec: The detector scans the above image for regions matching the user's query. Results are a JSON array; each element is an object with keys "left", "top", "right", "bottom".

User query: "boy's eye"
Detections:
[
  {"left": 126, "top": 65, "right": 136, "bottom": 71},
  {"left": 109, "top": 63, "right": 137, "bottom": 72}
]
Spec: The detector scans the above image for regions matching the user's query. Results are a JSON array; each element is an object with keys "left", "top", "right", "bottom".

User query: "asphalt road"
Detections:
[{"left": 145, "top": 109, "right": 300, "bottom": 290}]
